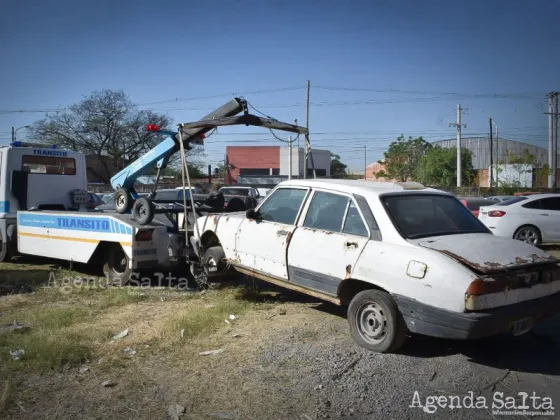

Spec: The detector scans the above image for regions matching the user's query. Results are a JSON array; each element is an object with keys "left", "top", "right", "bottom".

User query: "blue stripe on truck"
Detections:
[
  {"left": 0, "top": 201, "right": 10, "bottom": 213},
  {"left": 18, "top": 213, "right": 122, "bottom": 233}
]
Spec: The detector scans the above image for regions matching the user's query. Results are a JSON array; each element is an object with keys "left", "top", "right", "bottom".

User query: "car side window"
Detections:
[
  {"left": 540, "top": 197, "right": 560, "bottom": 211},
  {"left": 303, "top": 191, "right": 349, "bottom": 232},
  {"left": 342, "top": 201, "right": 369, "bottom": 237},
  {"left": 522, "top": 200, "right": 542, "bottom": 210},
  {"left": 257, "top": 188, "right": 308, "bottom": 225}
]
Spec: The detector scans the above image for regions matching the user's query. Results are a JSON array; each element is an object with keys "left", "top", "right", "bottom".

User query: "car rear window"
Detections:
[
  {"left": 495, "top": 196, "right": 528, "bottom": 206},
  {"left": 381, "top": 194, "right": 489, "bottom": 239}
]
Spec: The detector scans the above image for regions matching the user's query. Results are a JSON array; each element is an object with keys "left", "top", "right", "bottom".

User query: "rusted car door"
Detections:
[
  {"left": 286, "top": 190, "right": 370, "bottom": 296},
  {"left": 235, "top": 187, "right": 310, "bottom": 280}
]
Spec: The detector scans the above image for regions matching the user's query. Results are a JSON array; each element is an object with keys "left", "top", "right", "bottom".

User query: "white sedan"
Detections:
[{"left": 478, "top": 193, "right": 560, "bottom": 245}]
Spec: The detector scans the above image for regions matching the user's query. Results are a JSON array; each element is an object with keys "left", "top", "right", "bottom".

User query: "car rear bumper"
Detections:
[{"left": 393, "top": 292, "right": 560, "bottom": 340}]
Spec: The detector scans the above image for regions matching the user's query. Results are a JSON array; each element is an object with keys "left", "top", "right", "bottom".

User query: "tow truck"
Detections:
[{"left": 0, "top": 97, "right": 311, "bottom": 284}]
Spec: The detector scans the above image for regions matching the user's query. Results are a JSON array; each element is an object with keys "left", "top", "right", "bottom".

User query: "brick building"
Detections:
[{"left": 225, "top": 146, "right": 331, "bottom": 183}]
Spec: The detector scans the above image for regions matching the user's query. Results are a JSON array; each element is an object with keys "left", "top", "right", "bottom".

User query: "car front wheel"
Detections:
[{"left": 348, "top": 289, "right": 407, "bottom": 353}]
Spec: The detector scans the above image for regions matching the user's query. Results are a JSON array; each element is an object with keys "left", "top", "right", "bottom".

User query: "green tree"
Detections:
[
  {"left": 376, "top": 135, "right": 431, "bottom": 181},
  {"left": 331, "top": 153, "right": 348, "bottom": 178},
  {"left": 30, "top": 89, "right": 204, "bottom": 183},
  {"left": 495, "top": 149, "right": 543, "bottom": 188},
  {"left": 416, "top": 146, "right": 475, "bottom": 186}
]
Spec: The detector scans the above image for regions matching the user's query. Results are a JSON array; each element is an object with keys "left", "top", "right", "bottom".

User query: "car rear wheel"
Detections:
[
  {"left": 348, "top": 289, "right": 407, "bottom": 353},
  {"left": 513, "top": 225, "right": 541, "bottom": 246},
  {"left": 102, "top": 244, "right": 131, "bottom": 285}
]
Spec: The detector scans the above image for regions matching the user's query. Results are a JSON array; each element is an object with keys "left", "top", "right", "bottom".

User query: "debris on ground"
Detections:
[
  {"left": 111, "top": 329, "right": 129, "bottom": 341},
  {"left": 199, "top": 348, "right": 225, "bottom": 356},
  {"left": 0, "top": 321, "right": 31, "bottom": 334},
  {"left": 101, "top": 380, "right": 117, "bottom": 387},
  {"left": 208, "top": 412, "right": 235, "bottom": 419},
  {"left": 228, "top": 314, "right": 236, "bottom": 321},
  {"left": 167, "top": 404, "right": 186, "bottom": 420},
  {"left": 231, "top": 333, "right": 241, "bottom": 338},
  {"left": 278, "top": 307, "right": 287, "bottom": 315},
  {"left": 180, "top": 329, "right": 185, "bottom": 339},
  {"left": 9, "top": 349, "right": 25, "bottom": 360},
  {"left": 79, "top": 367, "right": 90, "bottom": 373},
  {"left": 123, "top": 347, "right": 136, "bottom": 356}
]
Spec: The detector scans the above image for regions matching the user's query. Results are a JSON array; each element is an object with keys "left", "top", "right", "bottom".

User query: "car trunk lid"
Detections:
[{"left": 415, "top": 233, "right": 558, "bottom": 274}]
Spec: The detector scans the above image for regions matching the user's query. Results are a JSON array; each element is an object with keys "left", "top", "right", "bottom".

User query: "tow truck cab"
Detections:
[{"left": 0, "top": 144, "right": 87, "bottom": 259}]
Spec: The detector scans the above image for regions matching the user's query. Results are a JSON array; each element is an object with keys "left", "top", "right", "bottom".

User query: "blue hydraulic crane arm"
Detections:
[{"left": 110, "top": 98, "right": 246, "bottom": 191}]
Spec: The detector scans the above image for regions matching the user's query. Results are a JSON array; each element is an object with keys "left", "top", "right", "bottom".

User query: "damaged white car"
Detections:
[{"left": 190, "top": 179, "right": 560, "bottom": 353}]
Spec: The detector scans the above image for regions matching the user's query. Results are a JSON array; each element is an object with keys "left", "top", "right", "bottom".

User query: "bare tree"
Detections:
[{"left": 30, "top": 89, "right": 204, "bottom": 183}]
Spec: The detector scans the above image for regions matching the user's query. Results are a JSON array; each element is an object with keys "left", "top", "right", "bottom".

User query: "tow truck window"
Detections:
[{"left": 22, "top": 155, "right": 76, "bottom": 175}]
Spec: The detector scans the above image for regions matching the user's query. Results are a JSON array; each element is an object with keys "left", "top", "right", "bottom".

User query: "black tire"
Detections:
[
  {"left": 205, "top": 192, "right": 225, "bottom": 210},
  {"left": 132, "top": 198, "right": 155, "bottom": 225},
  {"left": 0, "top": 237, "right": 8, "bottom": 263},
  {"left": 6, "top": 224, "right": 18, "bottom": 257},
  {"left": 226, "top": 197, "right": 246, "bottom": 212},
  {"left": 203, "top": 246, "right": 227, "bottom": 274},
  {"left": 102, "top": 244, "right": 132, "bottom": 286},
  {"left": 347, "top": 289, "right": 407, "bottom": 353},
  {"left": 114, "top": 188, "right": 131, "bottom": 214},
  {"left": 513, "top": 225, "right": 541, "bottom": 246}
]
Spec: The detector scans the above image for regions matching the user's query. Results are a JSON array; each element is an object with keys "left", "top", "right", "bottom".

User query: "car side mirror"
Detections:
[{"left": 246, "top": 209, "right": 259, "bottom": 220}]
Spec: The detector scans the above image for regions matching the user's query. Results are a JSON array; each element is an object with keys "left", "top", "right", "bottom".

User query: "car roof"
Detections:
[{"left": 278, "top": 179, "right": 444, "bottom": 197}]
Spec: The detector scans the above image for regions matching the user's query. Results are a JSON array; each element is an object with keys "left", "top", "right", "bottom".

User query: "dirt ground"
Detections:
[{"left": 1, "top": 252, "right": 560, "bottom": 420}]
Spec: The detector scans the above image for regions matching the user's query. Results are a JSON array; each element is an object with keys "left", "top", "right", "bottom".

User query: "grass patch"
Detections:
[
  {"left": 170, "top": 287, "right": 273, "bottom": 340},
  {"left": 0, "top": 379, "right": 12, "bottom": 415}
]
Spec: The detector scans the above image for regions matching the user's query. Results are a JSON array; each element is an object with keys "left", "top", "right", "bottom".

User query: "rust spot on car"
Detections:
[
  {"left": 345, "top": 264, "right": 352, "bottom": 279},
  {"left": 286, "top": 231, "right": 293, "bottom": 247},
  {"left": 212, "top": 215, "right": 219, "bottom": 224}
]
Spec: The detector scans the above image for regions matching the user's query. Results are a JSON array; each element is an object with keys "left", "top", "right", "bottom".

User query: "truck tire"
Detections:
[
  {"left": 6, "top": 224, "right": 18, "bottom": 257},
  {"left": 0, "top": 238, "right": 8, "bottom": 263},
  {"left": 132, "top": 198, "right": 155, "bottom": 225},
  {"left": 102, "top": 244, "right": 131, "bottom": 286},
  {"left": 114, "top": 188, "right": 131, "bottom": 214},
  {"left": 203, "top": 246, "right": 227, "bottom": 274},
  {"left": 347, "top": 289, "right": 407, "bottom": 353},
  {"left": 226, "top": 197, "right": 246, "bottom": 212}
]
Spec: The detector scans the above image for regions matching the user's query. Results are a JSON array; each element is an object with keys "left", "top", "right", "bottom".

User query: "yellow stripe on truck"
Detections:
[{"left": 18, "top": 232, "right": 132, "bottom": 247}]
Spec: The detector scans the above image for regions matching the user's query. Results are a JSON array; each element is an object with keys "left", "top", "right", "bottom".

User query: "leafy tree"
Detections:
[
  {"left": 376, "top": 135, "right": 431, "bottom": 181},
  {"left": 331, "top": 153, "right": 347, "bottom": 178},
  {"left": 416, "top": 146, "right": 475, "bottom": 186},
  {"left": 30, "top": 89, "right": 204, "bottom": 183},
  {"left": 213, "top": 162, "right": 226, "bottom": 177},
  {"left": 495, "top": 149, "right": 542, "bottom": 188}
]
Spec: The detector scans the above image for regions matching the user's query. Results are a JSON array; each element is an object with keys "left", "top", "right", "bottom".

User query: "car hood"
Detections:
[{"left": 414, "top": 233, "right": 558, "bottom": 274}]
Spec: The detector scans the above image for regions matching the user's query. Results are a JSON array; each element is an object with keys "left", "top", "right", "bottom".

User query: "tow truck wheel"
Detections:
[
  {"left": 348, "top": 289, "right": 407, "bottom": 353},
  {"left": 102, "top": 244, "right": 131, "bottom": 286},
  {"left": 132, "top": 198, "right": 155, "bottom": 225},
  {"left": 114, "top": 188, "right": 131, "bottom": 214},
  {"left": 0, "top": 239, "right": 8, "bottom": 263}
]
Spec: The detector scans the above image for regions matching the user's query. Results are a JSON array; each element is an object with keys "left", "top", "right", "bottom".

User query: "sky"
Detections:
[{"left": 1, "top": 0, "right": 558, "bottom": 173}]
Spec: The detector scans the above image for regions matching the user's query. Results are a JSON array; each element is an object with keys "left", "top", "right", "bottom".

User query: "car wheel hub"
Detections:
[{"left": 357, "top": 302, "right": 388, "bottom": 345}]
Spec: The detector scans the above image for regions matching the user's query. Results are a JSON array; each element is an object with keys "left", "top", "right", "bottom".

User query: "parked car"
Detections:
[
  {"left": 192, "top": 179, "right": 560, "bottom": 353},
  {"left": 486, "top": 195, "right": 518, "bottom": 203},
  {"left": 218, "top": 186, "right": 260, "bottom": 210},
  {"left": 458, "top": 197, "right": 497, "bottom": 217},
  {"left": 175, "top": 186, "right": 204, "bottom": 194},
  {"left": 478, "top": 194, "right": 560, "bottom": 245}
]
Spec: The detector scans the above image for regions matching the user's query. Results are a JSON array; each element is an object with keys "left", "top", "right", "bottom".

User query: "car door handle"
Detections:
[
  {"left": 540, "top": 213, "right": 549, "bottom": 216},
  {"left": 277, "top": 230, "right": 290, "bottom": 236},
  {"left": 345, "top": 241, "right": 359, "bottom": 248}
]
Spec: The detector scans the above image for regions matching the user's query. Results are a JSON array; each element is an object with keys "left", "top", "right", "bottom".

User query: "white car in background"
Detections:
[{"left": 478, "top": 194, "right": 560, "bottom": 245}]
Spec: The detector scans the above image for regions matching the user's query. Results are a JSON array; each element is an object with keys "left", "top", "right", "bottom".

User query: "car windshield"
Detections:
[
  {"left": 382, "top": 194, "right": 489, "bottom": 240},
  {"left": 220, "top": 188, "right": 250, "bottom": 196},
  {"left": 494, "top": 196, "right": 528, "bottom": 206}
]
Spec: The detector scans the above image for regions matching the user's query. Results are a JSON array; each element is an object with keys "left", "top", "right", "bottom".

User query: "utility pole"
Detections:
[
  {"left": 11, "top": 127, "right": 15, "bottom": 143},
  {"left": 364, "top": 145, "right": 367, "bottom": 180},
  {"left": 489, "top": 118, "right": 494, "bottom": 192},
  {"left": 554, "top": 93, "right": 559, "bottom": 190},
  {"left": 288, "top": 136, "right": 293, "bottom": 180},
  {"left": 449, "top": 104, "right": 466, "bottom": 187},
  {"left": 304, "top": 80, "right": 310, "bottom": 179},
  {"left": 547, "top": 92, "right": 559, "bottom": 189}
]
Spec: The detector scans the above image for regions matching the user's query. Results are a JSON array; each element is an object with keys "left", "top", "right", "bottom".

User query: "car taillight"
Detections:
[
  {"left": 135, "top": 229, "right": 153, "bottom": 241},
  {"left": 488, "top": 210, "right": 506, "bottom": 217}
]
